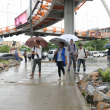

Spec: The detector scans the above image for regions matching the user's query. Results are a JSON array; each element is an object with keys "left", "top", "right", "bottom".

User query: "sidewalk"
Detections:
[{"left": 0, "top": 61, "right": 91, "bottom": 110}]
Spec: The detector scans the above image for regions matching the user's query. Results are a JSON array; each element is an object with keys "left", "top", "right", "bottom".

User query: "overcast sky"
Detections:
[{"left": 0, "top": 0, "right": 110, "bottom": 42}]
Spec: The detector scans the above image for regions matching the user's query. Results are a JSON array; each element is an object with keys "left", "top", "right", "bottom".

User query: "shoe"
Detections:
[
  {"left": 39, "top": 73, "right": 41, "bottom": 76},
  {"left": 67, "top": 69, "right": 70, "bottom": 72},
  {"left": 76, "top": 72, "right": 79, "bottom": 75},
  {"left": 58, "top": 77, "right": 61, "bottom": 80},
  {"left": 83, "top": 71, "right": 86, "bottom": 74},
  {"left": 30, "top": 73, "right": 34, "bottom": 76}
]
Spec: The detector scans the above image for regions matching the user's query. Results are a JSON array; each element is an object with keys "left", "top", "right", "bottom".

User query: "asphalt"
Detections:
[{"left": 0, "top": 56, "right": 107, "bottom": 110}]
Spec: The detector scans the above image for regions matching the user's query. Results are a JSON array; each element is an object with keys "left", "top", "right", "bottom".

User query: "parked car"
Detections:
[
  {"left": 42, "top": 52, "right": 46, "bottom": 59},
  {"left": 99, "top": 52, "right": 105, "bottom": 57},
  {"left": 93, "top": 52, "right": 100, "bottom": 57},
  {"left": 48, "top": 49, "right": 56, "bottom": 61},
  {"left": 0, "top": 53, "right": 23, "bottom": 61}
]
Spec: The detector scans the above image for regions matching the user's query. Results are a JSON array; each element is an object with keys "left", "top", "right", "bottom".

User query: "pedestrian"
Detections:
[
  {"left": 14, "top": 50, "right": 19, "bottom": 62},
  {"left": 30, "top": 40, "right": 42, "bottom": 76},
  {"left": 67, "top": 39, "right": 77, "bottom": 72},
  {"left": 24, "top": 50, "right": 27, "bottom": 63},
  {"left": 55, "top": 42, "right": 67, "bottom": 80},
  {"left": 76, "top": 44, "right": 89, "bottom": 74}
]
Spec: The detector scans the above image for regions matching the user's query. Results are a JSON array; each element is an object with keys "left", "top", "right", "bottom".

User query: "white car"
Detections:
[
  {"left": 93, "top": 52, "right": 100, "bottom": 57},
  {"left": 99, "top": 52, "right": 105, "bottom": 57},
  {"left": 48, "top": 49, "right": 56, "bottom": 61}
]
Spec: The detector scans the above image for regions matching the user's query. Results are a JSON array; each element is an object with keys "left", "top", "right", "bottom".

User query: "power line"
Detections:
[{"left": 0, "top": 11, "right": 18, "bottom": 14}]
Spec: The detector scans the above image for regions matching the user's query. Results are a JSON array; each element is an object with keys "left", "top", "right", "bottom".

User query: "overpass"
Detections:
[{"left": 0, "top": 0, "right": 93, "bottom": 39}]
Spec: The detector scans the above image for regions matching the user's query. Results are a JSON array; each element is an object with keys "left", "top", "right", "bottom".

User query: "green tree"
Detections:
[
  {"left": 42, "top": 42, "right": 58, "bottom": 52},
  {"left": 20, "top": 46, "right": 31, "bottom": 52},
  {"left": 0, "top": 45, "right": 11, "bottom": 53}
]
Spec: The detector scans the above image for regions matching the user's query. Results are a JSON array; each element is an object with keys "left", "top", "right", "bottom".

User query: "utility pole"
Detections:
[{"left": 30, "top": 0, "right": 33, "bottom": 38}]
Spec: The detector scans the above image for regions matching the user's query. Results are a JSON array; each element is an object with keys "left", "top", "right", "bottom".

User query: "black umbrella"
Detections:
[{"left": 50, "top": 38, "right": 69, "bottom": 47}]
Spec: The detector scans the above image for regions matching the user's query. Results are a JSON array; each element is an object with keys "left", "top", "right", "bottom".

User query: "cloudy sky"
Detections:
[{"left": 0, "top": 0, "right": 110, "bottom": 42}]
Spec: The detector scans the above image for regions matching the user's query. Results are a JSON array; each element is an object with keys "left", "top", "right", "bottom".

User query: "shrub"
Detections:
[{"left": 98, "top": 68, "right": 110, "bottom": 82}]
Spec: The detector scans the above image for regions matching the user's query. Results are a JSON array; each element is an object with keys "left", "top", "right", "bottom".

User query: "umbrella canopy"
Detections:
[
  {"left": 25, "top": 37, "right": 48, "bottom": 48},
  {"left": 60, "top": 34, "right": 79, "bottom": 42},
  {"left": 50, "top": 38, "right": 69, "bottom": 47},
  {"left": 21, "top": 48, "right": 29, "bottom": 51},
  {"left": 104, "top": 43, "right": 110, "bottom": 48}
]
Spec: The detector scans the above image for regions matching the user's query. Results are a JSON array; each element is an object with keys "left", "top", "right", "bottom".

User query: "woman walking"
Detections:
[{"left": 55, "top": 42, "right": 67, "bottom": 80}]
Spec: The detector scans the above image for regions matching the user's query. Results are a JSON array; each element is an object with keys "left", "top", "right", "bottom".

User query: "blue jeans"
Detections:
[{"left": 77, "top": 59, "right": 86, "bottom": 72}]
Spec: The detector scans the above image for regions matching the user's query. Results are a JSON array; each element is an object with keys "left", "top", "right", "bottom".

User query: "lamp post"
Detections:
[{"left": 7, "top": 4, "right": 10, "bottom": 26}]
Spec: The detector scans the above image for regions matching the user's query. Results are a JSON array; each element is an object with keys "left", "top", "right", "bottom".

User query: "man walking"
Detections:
[
  {"left": 67, "top": 39, "right": 77, "bottom": 72},
  {"left": 30, "top": 40, "right": 42, "bottom": 76},
  {"left": 76, "top": 44, "right": 89, "bottom": 74}
]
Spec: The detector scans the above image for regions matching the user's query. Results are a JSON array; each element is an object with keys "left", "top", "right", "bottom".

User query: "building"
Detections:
[{"left": 0, "top": 41, "right": 21, "bottom": 48}]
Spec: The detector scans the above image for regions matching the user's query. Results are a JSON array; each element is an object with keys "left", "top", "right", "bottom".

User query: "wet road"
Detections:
[{"left": 0, "top": 56, "right": 107, "bottom": 110}]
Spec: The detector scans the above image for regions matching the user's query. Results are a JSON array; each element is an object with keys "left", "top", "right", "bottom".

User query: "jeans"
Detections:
[
  {"left": 57, "top": 61, "right": 65, "bottom": 77},
  {"left": 68, "top": 54, "right": 76, "bottom": 71},
  {"left": 32, "top": 59, "right": 41, "bottom": 74},
  {"left": 77, "top": 59, "right": 86, "bottom": 72},
  {"left": 25, "top": 56, "right": 27, "bottom": 62}
]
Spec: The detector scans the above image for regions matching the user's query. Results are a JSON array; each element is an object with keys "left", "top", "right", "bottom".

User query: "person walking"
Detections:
[
  {"left": 14, "top": 50, "right": 19, "bottom": 62},
  {"left": 30, "top": 40, "right": 42, "bottom": 76},
  {"left": 76, "top": 44, "right": 89, "bottom": 74},
  {"left": 67, "top": 39, "right": 77, "bottom": 72},
  {"left": 24, "top": 50, "right": 27, "bottom": 63},
  {"left": 55, "top": 42, "right": 67, "bottom": 80}
]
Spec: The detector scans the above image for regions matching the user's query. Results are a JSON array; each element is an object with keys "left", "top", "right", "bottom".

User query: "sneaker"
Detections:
[
  {"left": 39, "top": 73, "right": 41, "bottom": 76},
  {"left": 58, "top": 77, "right": 61, "bottom": 80},
  {"left": 76, "top": 72, "right": 79, "bottom": 75},
  {"left": 30, "top": 73, "right": 34, "bottom": 76},
  {"left": 83, "top": 71, "right": 86, "bottom": 74},
  {"left": 67, "top": 69, "right": 70, "bottom": 72}
]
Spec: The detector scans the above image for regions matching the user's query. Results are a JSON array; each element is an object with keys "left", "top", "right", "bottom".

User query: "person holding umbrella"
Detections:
[
  {"left": 55, "top": 42, "right": 67, "bottom": 80},
  {"left": 50, "top": 38, "right": 68, "bottom": 80},
  {"left": 30, "top": 40, "right": 42, "bottom": 76}
]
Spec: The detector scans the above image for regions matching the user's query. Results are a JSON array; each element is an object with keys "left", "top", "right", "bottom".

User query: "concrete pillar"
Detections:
[{"left": 64, "top": 0, "right": 75, "bottom": 34}]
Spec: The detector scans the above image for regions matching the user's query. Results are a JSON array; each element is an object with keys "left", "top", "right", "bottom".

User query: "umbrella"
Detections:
[
  {"left": 21, "top": 48, "right": 29, "bottom": 51},
  {"left": 25, "top": 37, "right": 48, "bottom": 48},
  {"left": 50, "top": 38, "right": 69, "bottom": 47},
  {"left": 60, "top": 34, "right": 79, "bottom": 42},
  {"left": 104, "top": 43, "right": 110, "bottom": 48}
]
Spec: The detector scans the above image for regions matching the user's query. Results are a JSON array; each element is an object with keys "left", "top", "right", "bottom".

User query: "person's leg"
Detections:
[
  {"left": 82, "top": 59, "right": 86, "bottom": 72},
  {"left": 60, "top": 61, "right": 65, "bottom": 75},
  {"left": 73, "top": 55, "right": 76, "bottom": 71},
  {"left": 68, "top": 54, "right": 72, "bottom": 71},
  {"left": 77, "top": 59, "right": 81, "bottom": 73},
  {"left": 57, "top": 61, "right": 61, "bottom": 78},
  {"left": 31, "top": 59, "right": 33, "bottom": 69},
  {"left": 38, "top": 59, "right": 41, "bottom": 74},
  {"left": 26, "top": 56, "right": 27, "bottom": 62},
  {"left": 32, "top": 59, "right": 37, "bottom": 74}
]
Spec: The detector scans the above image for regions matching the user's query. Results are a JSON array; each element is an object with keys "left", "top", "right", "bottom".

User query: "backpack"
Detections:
[
  {"left": 77, "top": 48, "right": 86, "bottom": 57},
  {"left": 31, "top": 46, "right": 35, "bottom": 59},
  {"left": 69, "top": 44, "right": 76, "bottom": 51}
]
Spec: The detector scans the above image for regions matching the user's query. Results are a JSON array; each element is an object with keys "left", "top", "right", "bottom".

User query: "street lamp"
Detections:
[{"left": 7, "top": 4, "right": 10, "bottom": 26}]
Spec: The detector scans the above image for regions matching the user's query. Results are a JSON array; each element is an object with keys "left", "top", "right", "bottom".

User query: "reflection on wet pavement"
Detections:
[{"left": 0, "top": 57, "right": 107, "bottom": 85}]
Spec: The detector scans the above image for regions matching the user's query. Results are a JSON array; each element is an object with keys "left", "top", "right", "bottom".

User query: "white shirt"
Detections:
[
  {"left": 77, "top": 48, "right": 88, "bottom": 59},
  {"left": 32, "top": 45, "right": 42, "bottom": 59}
]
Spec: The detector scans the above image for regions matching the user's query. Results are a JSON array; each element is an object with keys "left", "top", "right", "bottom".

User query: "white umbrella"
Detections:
[{"left": 60, "top": 34, "right": 79, "bottom": 42}]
